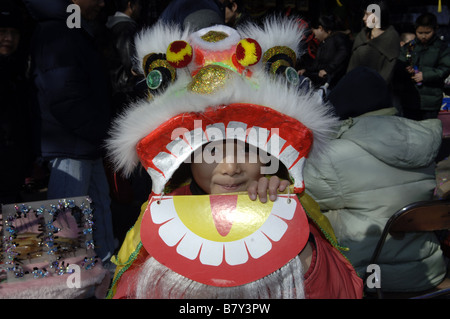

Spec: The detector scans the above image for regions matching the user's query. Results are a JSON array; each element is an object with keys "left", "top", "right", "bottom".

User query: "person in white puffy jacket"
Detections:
[{"left": 303, "top": 113, "right": 447, "bottom": 293}]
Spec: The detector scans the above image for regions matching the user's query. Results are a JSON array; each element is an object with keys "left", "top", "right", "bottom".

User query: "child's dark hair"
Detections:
[
  {"left": 222, "top": 0, "right": 245, "bottom": 11},
  {"left": 114, "top": 0, "right": 142, "bottom": 12},
  {"left": 311, "top": 15, "right": 338, "bottom": 33},
  {"left": 415, "top": 13, "right": 438, "bottom": 30}
]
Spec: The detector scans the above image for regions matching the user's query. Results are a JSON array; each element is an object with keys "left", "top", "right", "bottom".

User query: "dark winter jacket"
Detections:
[
  {"left": 398, "top": 35, "right": 450, "bottom": 111},
  {"left": 328, "top": 66, "right": 393, "bottom": 120},
  {"left": 105, "top": 12, "right": 145, "bottom": 116},
  {"left": 0, "top": 53, "right": 33, "bottom": 202},
  {"left": 304, "top": 31, "right": 351, "bottom": 88},
  {"left": 105, "top": 13, "right": 139, "bottom": 95},
  {"left": 24, "top": 0, "right": 112, "bottom": 160},
  {"left": 347, "top": 26, "right": 400, "bottom": 84}
]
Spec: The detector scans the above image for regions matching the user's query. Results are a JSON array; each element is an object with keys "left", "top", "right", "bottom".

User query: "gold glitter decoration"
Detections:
[
  {"left": 269, "top": 59, "right": 290, "bottom": 74},
  {"left": 201, "top": 31, "right": 229, "bottom": 43},
  {"left": 262, "top": 46, "right": 296, "bottom": 65},
  {"left": 188, "top": 65, "right": 232, "bottom": 94}
]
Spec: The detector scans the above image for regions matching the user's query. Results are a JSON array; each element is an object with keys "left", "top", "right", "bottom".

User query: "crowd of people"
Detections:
[{"left": 1, "top": 0, "right": 449, "bottom": 299}]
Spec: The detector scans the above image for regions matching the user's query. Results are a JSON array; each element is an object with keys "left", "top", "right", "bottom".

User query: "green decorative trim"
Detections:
[
  {"left": 106, "top": 242, "right": 143, "bottom": 299},
  {"left": 303, "top": 205, "right": 348, "bottom": 251}
]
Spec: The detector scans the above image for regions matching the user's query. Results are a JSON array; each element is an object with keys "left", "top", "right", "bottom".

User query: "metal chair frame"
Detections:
[{"left": 365, "top": 199, "right": 450, "bottom": 299}]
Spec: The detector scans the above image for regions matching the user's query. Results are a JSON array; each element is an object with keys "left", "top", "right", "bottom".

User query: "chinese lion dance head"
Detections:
[{"left": 106, "top": 16, "right": 340, "bottom": 299}]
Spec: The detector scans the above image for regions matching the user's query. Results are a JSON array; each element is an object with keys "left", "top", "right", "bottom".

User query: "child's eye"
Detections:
[{"left": 204, "top": 145, "right": 219, "bottom": 156}]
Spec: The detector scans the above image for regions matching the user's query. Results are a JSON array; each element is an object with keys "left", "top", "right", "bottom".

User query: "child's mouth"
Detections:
[{"left": 218, "top": 183, "right": 245, "bottom": 191}]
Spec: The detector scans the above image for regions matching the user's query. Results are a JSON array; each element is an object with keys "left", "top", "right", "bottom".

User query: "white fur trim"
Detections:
[
  {"left": 237, "top": 16, "right": 303, "bottom": 60},
  {"left": 134, "top": 22, "right": 191, "bottom": 74}
]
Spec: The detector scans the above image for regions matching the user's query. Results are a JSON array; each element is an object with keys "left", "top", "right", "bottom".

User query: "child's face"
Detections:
[
  {"left": 416, "top": 26, "right": 435, "bottom": 45},
  {"left": 191, "top": 140, "right": 265, "bottom": 194},
  {"left": 363, "top": 10, "right": 377, "bottom": 28},
  {"left": 312, "top": 26, "right": 329, "bottom": 42},
  {"left": 0, "top": 28, "right": 20, "bottom": 56}
]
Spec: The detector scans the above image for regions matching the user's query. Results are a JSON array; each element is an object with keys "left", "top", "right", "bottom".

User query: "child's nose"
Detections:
[{"left": 219, "top": 160, "right": 241, "bottom": 176}]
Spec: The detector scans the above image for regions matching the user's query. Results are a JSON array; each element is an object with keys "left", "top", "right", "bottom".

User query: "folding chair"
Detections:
[{"left": 365, "top": 199, "right": 450, "bottom": 299}]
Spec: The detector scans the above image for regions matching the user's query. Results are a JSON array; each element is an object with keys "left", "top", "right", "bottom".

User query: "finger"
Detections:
[
  {"left": 257, "top": 177, "right": 269, "bottom": 203},
  {"left": 247, "top": 180, "right": 258, "bottom": 201},
  {"left": 268, "top": 176, "right": 280, "bottom": 201},
  {"left": 278, "top": 179, "right": 290, "bottom": 192}
]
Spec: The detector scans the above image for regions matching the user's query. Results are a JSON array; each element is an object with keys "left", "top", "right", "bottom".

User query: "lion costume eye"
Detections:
[
  {"left": 142, "top": 53, "right": 177, "bottom": 94},
  {"left": 263, "top": 46, "right": 299, "bottom": 85}
]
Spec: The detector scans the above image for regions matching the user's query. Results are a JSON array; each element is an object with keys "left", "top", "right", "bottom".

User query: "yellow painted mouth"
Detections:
[{"left": 173, "top": 195, "right": 274, "bottom": 242}]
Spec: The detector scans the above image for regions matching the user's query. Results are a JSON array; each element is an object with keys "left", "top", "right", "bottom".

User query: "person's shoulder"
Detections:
[
  {"left": 110, "top": 20, "right": 137, "bottom": 35},
  {"left": 35, "top": 20, "right": 84, "bottom": 43},
  {"left": 33, "top": 22, "right": 96, "bottom": 62},
  {"left": 433, "top": 36, "right": 450, "bottom": 51},
  {"left": 352, "top": 28, "right": 368, "bottom": 46},
  {"left": 381, "top": 25, "right": 400, "bottom": 42},
  {"left": 330, "top": 31, "right": 351, "bottom": 44}
]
